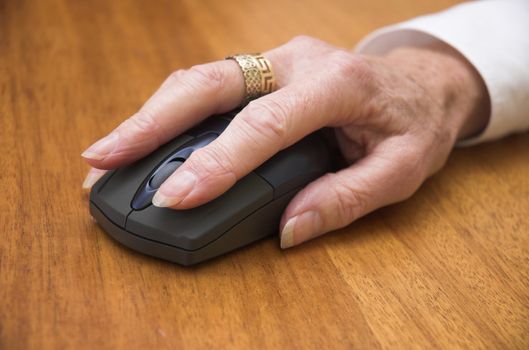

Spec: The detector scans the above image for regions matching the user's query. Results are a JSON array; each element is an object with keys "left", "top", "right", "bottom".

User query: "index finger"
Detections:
[{"left": 81, "top": 60, "right": 245, "bottom": 169}]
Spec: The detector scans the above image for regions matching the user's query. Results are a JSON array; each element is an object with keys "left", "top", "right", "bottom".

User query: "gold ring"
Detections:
[{"left": 226, "top": 53, "right": 276, "bottom": 105}]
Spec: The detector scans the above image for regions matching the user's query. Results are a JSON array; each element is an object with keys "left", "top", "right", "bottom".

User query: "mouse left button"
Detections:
[
  {"left": 89, "top": 134, "right": 194, "bottom": 227},
  {"left": 90, "top": 168, "right": 147, "bottom": 227}
]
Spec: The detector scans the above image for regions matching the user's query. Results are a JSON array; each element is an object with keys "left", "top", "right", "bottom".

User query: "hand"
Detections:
[{"left": 82, "top": 36, "right": 488, "bottom": 249}]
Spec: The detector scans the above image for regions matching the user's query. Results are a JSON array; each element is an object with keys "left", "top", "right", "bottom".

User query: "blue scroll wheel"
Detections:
[{"left": 149, "top": 160, "right": 184, "bottom": 189}]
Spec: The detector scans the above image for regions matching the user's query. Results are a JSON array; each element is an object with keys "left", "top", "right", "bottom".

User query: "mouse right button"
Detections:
[{"left": 255, "top": 132, "right": 333, "bottom": 198}]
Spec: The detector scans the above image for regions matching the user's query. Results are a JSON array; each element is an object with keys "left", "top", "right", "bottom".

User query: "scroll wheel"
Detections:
[{"left": 149, "top": 160, "right": 184, "bottom": 189}]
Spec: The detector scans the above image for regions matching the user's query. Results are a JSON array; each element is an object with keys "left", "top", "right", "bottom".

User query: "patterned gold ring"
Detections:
[{"left": 226, "top": 53, "right": 276, "bottom": 105}]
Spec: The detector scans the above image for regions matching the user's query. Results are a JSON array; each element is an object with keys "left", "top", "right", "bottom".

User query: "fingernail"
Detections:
[
  {"left": 152, "top": 192, "right": 173, "bottom": 207},
  {"left": 152, "top": 171, "right": 197, "bottom": 208},
  {"left": 280, "top": 217, "right": 297, "bottom": 249},
  {"left": 81, "top": 132, "right": 119, "bottom": 160},
  {"left": 280, "top": 210, "right": 322, "bottom": 249},
  {"left": 82, "top": 169, "right": 106, "bottom": 189}
]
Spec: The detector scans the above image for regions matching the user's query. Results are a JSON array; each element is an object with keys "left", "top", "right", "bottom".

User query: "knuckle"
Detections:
[
  {"left": 326, "top": 51, "right": 380, "bottom": 116},
  {"left": 188, "top": 63, "right": 225, "bottom": 88},
  {"left": 285, "top": 35, "right": 331, "bottom": 53},
  {"left": 329, "top": 51, "right": 374, "bottom": 81},
  {"left": 279, "top": 36, "right": 333, "bottom": 63},
  {"left": 170, "top": 63, "right": 225, "bottom": 94},
  {"left": 327, "top": 174, "right": 369, "bottom": 223},
  {"left": 189, "top": 145, "right": 237, "bottom": 182},
  {"left": 288, "top": 35, "right": 318, "bottom": 46},
  {"left": 242, "top": 99, "right": 290, "bottom": 145},
  {"left": 119, "top": 111, "right": 163, "bottom": 146},
  {"left": 168, "top": 68, "right": 187, "bottom": 83},
  {"left": 395, "top": 150, "right": 427, "bottom": 195}
]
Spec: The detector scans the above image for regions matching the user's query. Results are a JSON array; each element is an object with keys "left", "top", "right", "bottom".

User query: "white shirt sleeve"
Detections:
[{"left": 355, "top": 0, "right": 529, "bottom": 145}]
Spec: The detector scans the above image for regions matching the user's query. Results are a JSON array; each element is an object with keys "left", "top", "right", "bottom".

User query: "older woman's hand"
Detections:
[{"left": 82, "top": 36, "right": 488, "bottom": 248}]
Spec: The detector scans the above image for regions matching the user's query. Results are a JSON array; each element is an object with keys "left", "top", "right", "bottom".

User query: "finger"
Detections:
[
  {"left": 82, "top": 167, "right": 108, "bottom": 190},
  {"left": 279, "top": 137, "right": 427, "bottom": 248},
  {"left": 152, "top": 81, "right": 341, "bottom": 209},
  {"left": 81, "top": 60, "right": 245, "bottom": 169}
]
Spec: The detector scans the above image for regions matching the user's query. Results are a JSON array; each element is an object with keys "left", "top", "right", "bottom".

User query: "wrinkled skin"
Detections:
[{"left": 82, "top": 36, "right": 488, "bottom": 248}]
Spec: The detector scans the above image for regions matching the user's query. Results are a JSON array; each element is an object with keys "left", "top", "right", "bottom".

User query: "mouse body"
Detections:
[{"left": 90, "top": 110, "right": 334, "bottom": 266}]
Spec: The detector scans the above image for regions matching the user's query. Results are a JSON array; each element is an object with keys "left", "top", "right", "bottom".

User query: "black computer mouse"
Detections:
[{"left": 89, "top": 109, "right": 335, "bottom": 266}]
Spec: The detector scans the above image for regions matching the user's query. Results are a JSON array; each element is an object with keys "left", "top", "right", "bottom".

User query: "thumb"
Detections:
[{"left": 279, "top": 143, "right": 427, "bottom": 248}]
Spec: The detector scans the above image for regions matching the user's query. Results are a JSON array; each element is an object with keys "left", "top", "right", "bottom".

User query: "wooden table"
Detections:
[{"left": 1, "top": 0, "right": 528, "bottom": 348}]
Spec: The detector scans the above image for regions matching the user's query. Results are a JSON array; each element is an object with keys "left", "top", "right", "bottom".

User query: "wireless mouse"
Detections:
[{"left": 89, "top": 109, "right": 335, "bottom": 266}]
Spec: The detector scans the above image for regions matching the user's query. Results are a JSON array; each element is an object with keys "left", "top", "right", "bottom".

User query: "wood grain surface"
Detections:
[{"left": 1, "top": 0, "right": 528, "bottom": 349}]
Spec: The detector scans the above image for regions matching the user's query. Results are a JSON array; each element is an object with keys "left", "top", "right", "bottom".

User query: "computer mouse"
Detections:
[{"left": 89, "top": 109, "right": 335, "bottom": 266}]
